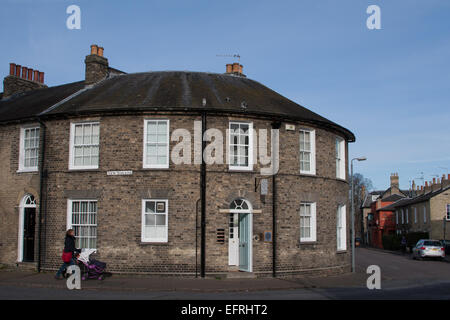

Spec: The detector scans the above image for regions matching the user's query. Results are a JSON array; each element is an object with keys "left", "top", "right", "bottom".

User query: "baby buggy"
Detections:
[{"left": 76, "top": 249, "right": 109, "bottom": 280}]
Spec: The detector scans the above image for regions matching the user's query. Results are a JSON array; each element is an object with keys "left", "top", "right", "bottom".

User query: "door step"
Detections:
[{"left": 226, "top": 271, "right": 257, "bottom": 279}]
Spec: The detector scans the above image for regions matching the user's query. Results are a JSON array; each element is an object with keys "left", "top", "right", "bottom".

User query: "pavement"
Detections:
[{"left": 0, "top": 247, "right": 449, "bottom": 299}]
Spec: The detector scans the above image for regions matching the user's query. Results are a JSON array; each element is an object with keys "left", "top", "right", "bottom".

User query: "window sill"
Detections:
[
  {"left": 336, "top": 250, "right": 347, "bottom": 254},
  {"left": 140, "top": 242, "right": 169, "bottom": 246},
  {"left": 17, "top": 169, "right": 38, "bottom": 174},
  {"left": 228, "top": 168, "right": 255, "bottom": 173},
  {"left": 299, "top": 241, "right": 317, "bottom": 245},
  {"left": 68, "top": 167, "right": 99, "bottom": 171},
  {"left": 299, "top": 172, "right": 316, "bottom": 177}
]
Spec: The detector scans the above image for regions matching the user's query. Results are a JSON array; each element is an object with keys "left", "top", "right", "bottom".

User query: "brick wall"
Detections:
[{"left": 0, "top": 113, "right": 351, "bottom": 276}]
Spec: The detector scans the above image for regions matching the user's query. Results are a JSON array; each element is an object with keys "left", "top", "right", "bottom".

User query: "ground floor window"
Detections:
[
  {"left": 142, "top": 199, "right": 168, "bottom": 242},
  {"left": 337, "top": 204, "right": 347, "bottom": 251},
  {"left": 67, "top": 200, "right": 97, "bottom": 250},
  {"left": 300, "top": 202, "right": 316, "bottom": 242}
]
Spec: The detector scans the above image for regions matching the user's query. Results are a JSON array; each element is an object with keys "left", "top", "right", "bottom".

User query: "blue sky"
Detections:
[{"left": 1, "top": 0, "right": 449, "bottom": 190}]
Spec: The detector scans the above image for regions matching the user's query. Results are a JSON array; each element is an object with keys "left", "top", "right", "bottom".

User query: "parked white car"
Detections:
[{"left": 412, "top": 239, "right": 445, "bottom": 260}]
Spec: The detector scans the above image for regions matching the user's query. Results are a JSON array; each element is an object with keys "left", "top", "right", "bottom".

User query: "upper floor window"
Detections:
[
  {"left": 335, "top": 137, "right": 345, "bottom": 179},
  {"left": 143, "top": 120, "right": 169, "bottom": 169},
  {"left": 300, "top": 202, "right": 317, "bottom": 242},
  {"left": 396, "top": 210, "right": 399, "bottom": 224},
  {"left": 406, "top": 208, "right": 409, "bottom": 223},
  {"left": 19, "top": 126, "right": 40, "bottom": 172},
  {"left": 447, "top": 204, "right": 450, "bottom": 221},
  {"left": 414, "top": 207, "right": 418, "bottom": 224},
  {"left": 229, "top": 122, "right": 253, "bottom": 171},
  {"left": 299, "top": 129, "right": 316, "bottom": 175},
  {"left": 69, "top": 122, "right": 99, "bottom": 170},
  {"left": 423, "top": 206, "right": 427, "bottom": 223},
  {"left": 401, "top": 209, "right": 404, "bottom": 224},
  {"left": 336, "top": 204, "right": 347, "bottom": 251},
  {"left": 141, "top": 199, "right": 168, "bottom": 242}
]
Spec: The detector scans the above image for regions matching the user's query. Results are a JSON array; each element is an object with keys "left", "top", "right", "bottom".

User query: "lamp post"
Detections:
[{"left": 351, "top": 156, "right": 367, "bottom": 273}]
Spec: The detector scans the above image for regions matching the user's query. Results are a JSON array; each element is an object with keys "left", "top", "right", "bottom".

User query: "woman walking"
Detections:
[{"left": 55, "top": 229, "right": 82, "bottom": 279}]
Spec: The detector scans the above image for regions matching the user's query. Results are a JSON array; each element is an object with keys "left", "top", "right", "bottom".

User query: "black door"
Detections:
[{"left": 23, "top": 208, "right": 36, "bottom": 262}]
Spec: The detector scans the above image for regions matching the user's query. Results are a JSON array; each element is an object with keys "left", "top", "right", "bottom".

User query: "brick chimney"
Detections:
[
  {"left": 390, "top": 173, "right": 399, "bottom": 190},
  {"left": 85, "top": 44, "right": 109, "bottom": 85},
  {"left": 225, "top": 62, "right": 246, "bottom": 77},
  {"left": 2, "top": 62, "right": 47, "bottom": 98}
]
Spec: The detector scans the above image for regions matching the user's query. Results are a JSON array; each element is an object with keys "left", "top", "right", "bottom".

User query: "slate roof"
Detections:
[
  {"left": 0, "top": 81, "right": 85, "bottom": 123},
  {"left": 381, "top": 194, "right": 406, "bottom": 203},
  {"left": 377, "top": 185, "right": 450, "bottom": 212},
  {"left": 0, "top": 71, "right": 355, "bottom": 141}
]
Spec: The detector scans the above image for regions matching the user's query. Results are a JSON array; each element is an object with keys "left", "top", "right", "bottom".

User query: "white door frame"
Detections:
[
  {"left": 228, "top": 199, "right": 253, "bottom": 272},
  {"left": 17, "top": 194, "right": 37, "bottom": 262}
]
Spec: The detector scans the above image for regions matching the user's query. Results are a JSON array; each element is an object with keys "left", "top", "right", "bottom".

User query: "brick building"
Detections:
[
  {"left": 382, "top": 175, "right": 450, "bottom": 240},
  {"left": 0, "top": 45, "right": 355, "bottom": 277},
  {"left": 366, "top": 173, "right": 408, "bottom": 248}
]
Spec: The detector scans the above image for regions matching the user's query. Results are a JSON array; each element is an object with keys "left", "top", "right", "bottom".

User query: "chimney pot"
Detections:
[
  {"left": 232, "top": 63, "right": 240, "bottom": 73},
  {"left": 98, "top": 47, "right": 104, "bottom": 57},
  {"left": 39, "top": 72, "right": 44, "bottom": 84},
  {"left": 433, "top": 178, "right": 436, "bottom": 184},
  {"left": 90, "top": 44, "right": 98, "bottom": 55},
  {"left": 448, "top": 174, "right": 450, "bottom": 181},
  {"left": 33, "top": 70, "right": 39, "bottom": 82},
  {"left": 9, "top": 63, "right": 16, "bottom": 76},
  {"left": 27, "top": 68, "right": 33, "bottom": 81},
  {"left": 15, "top": 65, "right": 21, "bottom": 77},
  {"left": 21, "top": 66, "right": 27, "bottom": 79},
  {"left": 226, "top": 64, "right": 232, "bottom": 73},
  {"left": 425, "top": 181, "right": 428, "bottom": 187}
]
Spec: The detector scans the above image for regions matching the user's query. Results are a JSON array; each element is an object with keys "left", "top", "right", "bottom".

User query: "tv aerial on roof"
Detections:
[{"left": 216, "top": 54, "right": 241, "bottom": 62}]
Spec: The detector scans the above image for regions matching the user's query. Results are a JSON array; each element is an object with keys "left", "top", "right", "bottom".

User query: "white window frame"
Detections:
[
  {"left": 337, "top": 204, "right": 347, "bottom": 251},
  {"left": 69, "top": 122, "right": 100, "bottom": 170},
  {"left": 336, "top": 137, "right": 346, "bottom": 179},
  {"left": 299, "top": 129, "right": 316, "bottom": 175},
  {"left": 143, "top": 119, "right": 170, "bottom": 169},
  {"left": 228, "top": 121, "right": 254, "bottom": 171},
  {"left": 18, "top": 126, "right": 40, "bottom": 172},
  {"left": 141, "top": 199, "right": 169, "bottom": 243},
  {"left": 299, "top": 202, "right": 317, "bottom": 242},
  {"left": 66, "top": 199, "right": 98, "bottom": 251}
]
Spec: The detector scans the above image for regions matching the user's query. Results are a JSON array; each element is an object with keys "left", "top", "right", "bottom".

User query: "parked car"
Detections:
[
  {"left": 412, "top": 239, "right": 445, "bottom": 260},
  {"left": 440, "top": 240, "right": 450, "bottom": 255}
]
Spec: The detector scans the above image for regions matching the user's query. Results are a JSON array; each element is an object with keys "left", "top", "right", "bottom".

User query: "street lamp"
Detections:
[{"left": 351, "top": 156, "right": 367, "bottom": 273}]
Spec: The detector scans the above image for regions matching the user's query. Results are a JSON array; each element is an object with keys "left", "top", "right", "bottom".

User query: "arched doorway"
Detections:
[
  {"left": 18, "top": 194, "right": 37, "bottom": 262},
  {"left": 228, "top": 198, "right": 253, "bottom": 272}
]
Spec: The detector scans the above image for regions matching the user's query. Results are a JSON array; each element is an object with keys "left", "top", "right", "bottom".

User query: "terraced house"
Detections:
[{"left": 0, "top": 45, "right": 355, "bottom": 277}]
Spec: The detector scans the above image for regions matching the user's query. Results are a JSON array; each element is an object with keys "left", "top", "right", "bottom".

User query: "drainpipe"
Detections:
[
  {"left": 195, "top": 198, "right": 200, "bottom": 278},
  {"left": 36, "top": 117, "right": 46, "bottom": 273},
  {"left": 200, "top": 112, "right": 207, "bottom": 278},
  {"left": 271, "top": 121, "right": 281, "bottom": 278}
]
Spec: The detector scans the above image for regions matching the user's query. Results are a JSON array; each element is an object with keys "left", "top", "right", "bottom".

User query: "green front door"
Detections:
[{"left": 239, "top": 213, "right": 250, "bottom": 272}]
